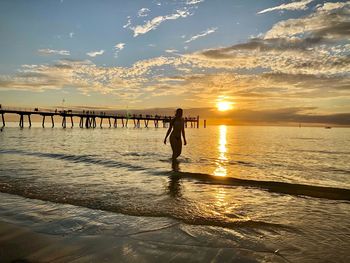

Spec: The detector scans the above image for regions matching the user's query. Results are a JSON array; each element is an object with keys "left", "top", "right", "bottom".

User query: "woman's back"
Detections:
[{"left": 171, "top": 117, "right": 183, "bottom": 137}]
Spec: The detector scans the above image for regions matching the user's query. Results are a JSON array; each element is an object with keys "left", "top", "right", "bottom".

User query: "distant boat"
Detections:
[{"left": 325, "top": 126, "right": 332, "bottom": 129}]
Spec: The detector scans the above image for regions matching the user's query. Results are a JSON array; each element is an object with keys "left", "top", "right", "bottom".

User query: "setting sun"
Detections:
[{"left": 217, "top": 101, "right": 233, "bottom": 111}]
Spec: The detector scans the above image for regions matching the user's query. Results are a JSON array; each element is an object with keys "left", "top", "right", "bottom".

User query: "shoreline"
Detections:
[
  {"left": 0, "top": 190, "right": 286, "bottom": 263},
  {"left": 0, "top": 219, "right": 286, "bottom": 263}
]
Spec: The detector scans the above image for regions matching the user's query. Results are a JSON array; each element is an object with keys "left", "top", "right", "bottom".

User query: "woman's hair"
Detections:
[{"left": 175, "top": 108, "right": 183, "bottom": 118}]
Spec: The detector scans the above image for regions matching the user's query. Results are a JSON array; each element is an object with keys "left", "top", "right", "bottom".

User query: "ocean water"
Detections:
[{"left": 0, "top": 125, "right": 350, "bottom": 262}]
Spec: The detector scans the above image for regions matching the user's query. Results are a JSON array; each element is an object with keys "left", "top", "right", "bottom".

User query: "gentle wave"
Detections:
[
  {"left": 1, "top": 149, "right": 349, "bottom": 201},
  {"left": 228, "top": 160, "right": 257, "bottom": 167},
  {"left": 0, "top": 181, "right": 293, "bottom": 231},
  {"left": 291, "top": 149, "right": 350, "bottom": 155},
  {"left": 291, "top": 137, "right": 322, "bottom": 141},
  {"left": 0, "top": 149, "right": 149, "bottom": 171},
  {"left": 165, "top": 171, "right": 350, "bottom": 201},
  {"left": 120, "top": 151, "right": 161, "bottom": 157},
  {"left": 323, "top": 167, "right": 350, "bottom": 175}
]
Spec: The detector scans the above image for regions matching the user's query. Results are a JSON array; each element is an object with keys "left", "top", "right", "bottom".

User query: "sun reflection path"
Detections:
[{"left": 214, "top": 125, "right": 228, "bottom": 177}]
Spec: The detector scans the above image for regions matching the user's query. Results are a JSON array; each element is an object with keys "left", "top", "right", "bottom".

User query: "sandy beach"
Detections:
[
  {"left": 0, "top": 219, "right": 287, "bottom": 263},
  {"left": 0, "top": 191, "right": 286, "bottom": 263}
]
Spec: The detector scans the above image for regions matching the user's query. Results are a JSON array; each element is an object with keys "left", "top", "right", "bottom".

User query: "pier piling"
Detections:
[
  {"left": 1, "top": 113, "right": 5, "bottom": 127},
  {"left": 62, "top": 115, "right": 66, "bottom": 128},
  {"left": 19, "top": 114, "right": 23, "bottom": 128},
  {"left": 85, "top": 117, "right": 90, "bottom": 128}
]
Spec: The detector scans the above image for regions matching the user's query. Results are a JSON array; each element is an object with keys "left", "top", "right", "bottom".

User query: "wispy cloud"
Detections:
[
  {"left": 114, "top": 43, "right": 125, "bottom": 58},
  {"left": 38, "top": 49, "right": 70, "bottom": 56},
  {"left": 86, "top": 50, "right": 104, "bottom": 57},
  {"left": 123, "top": 16, "right": 131, "bottom": 29},
  {"left": 192, "top": 2, "right": 350, "bottom": 76},
  {"left": 186, "top": 0, "right": 204, "bottom": 5},
  {"left": 316, "top": 1, "right": 349, "bottom": 12},
  {"left": 264, "top": 2, "right": 350, "bottom": 39},
  {"left": 138, "top": 8, "right": 150, "bottom": 17},
  {"left": 165, "top": 49, "right": 178, "bottom": 53},
  {"left": 131, "top": 9, "right": 191, "bottom": 37},
  {"left": 258, "top": 0, "right": 314, "bottom": 14},
  {"left": 185, "top": 27, "right": 217, "bottom": 43}
]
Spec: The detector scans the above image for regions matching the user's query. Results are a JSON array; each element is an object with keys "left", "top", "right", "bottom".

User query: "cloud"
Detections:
[
  {"left": 316, "top": 1, "right": 349, "bottom": 12},
  {"left": 264, "top": 2, "right": 350, "bottom": 39},
  {"left": 265, "top": 2, "right": 350, "bottom": 39},
  {"left": 130, "top": 9, "right": 191, "bottom": 37},
  {"left": 258, "top": 0, "right": 314, "bottom": 14},
  {"left": 1, "top": 54, "right": 349, "bottom": 120},
  {"left": 223, "top": 107, "right": 350, "bottom": 125},
  {"left": 186, "top": 0, "right": 204, "bottom": 5},
  {"left": 165, "top": 49, "right": 178, "bottom": 53},
  {"left": 123, "top": 16, "right": 132, "bottom": 28},
  {"left": 69, "top": 32, "right": 74, "bottom": 38},
  {"left": 0, "top": 59, "right": 145, "bottom": 98},
  {"left": 115, "top": 43, "right": 125, "bottom": 50},
  {"left": 153, "top": 72, "right": 350, "bottom": 101},
  {"left": 86, "top": 50, "right": 105, "bottom": 57},
  {"left": 38, "top": 49, "right": 70, "bottom": 56},
  {"left": 138, "top": 8, "right": 150, "bottom": 17},
  {"left": 185, "top": 27, "right": 217, "bottom": 43},
  {"left": 114, "top": 43, "right": 125, "bottom": 58},
  {"left": 188, "top": 2, "right": 350, "bottom": 75}
]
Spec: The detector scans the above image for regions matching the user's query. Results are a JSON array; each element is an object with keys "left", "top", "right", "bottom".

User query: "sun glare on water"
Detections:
[{"left": 217, "top": 101, "right": 233, "bottom": 111}]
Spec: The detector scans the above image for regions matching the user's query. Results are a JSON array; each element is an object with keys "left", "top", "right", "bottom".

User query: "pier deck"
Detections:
[{"left": 0, "top": 107, "right": 201, "bottom": 129}]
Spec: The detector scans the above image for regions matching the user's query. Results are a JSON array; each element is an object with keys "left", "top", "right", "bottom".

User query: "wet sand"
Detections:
[{"left": 0, "top": 220, "right": 287, "bottom": 263}]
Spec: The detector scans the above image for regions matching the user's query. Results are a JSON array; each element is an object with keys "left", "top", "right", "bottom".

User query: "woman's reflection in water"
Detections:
[{"left": 168, "top": 159, "right": 182, "bottom": 198}]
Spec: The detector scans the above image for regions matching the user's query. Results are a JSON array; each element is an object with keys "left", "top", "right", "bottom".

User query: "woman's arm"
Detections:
[
  {"left": 182, "top": 119, "right": 187, "bottom": 145},
  {"left": 164, "top": 121, "right": 173, "bottom": 144}
]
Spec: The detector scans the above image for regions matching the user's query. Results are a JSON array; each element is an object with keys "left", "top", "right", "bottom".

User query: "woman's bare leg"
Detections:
[{"left": 170, "top": 137, "right": 182, "bottom": 159}]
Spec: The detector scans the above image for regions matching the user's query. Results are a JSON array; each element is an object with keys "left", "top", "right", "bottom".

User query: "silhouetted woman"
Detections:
[{"left": 164, "top": 108, "right": 187, "bottom": 159}]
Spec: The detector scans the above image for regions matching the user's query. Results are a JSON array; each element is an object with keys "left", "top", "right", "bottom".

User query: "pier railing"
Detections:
[{"left": 0, "top": 106, "right": 202, "bottom": 129}]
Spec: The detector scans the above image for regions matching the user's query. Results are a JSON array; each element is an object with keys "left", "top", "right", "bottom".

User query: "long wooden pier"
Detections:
[{"left": 0, "top": 107, "right": 202, "bottom": 129}]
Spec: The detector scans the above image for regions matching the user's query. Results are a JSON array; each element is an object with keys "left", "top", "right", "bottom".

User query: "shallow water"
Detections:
[{"left": 0, "top": 125, "right": 349, "bottom": 262}]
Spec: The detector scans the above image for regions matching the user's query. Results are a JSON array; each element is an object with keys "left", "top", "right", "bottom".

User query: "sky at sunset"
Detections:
[{"left": 0, "top": 0, "right": 349, "bottom": 125}]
